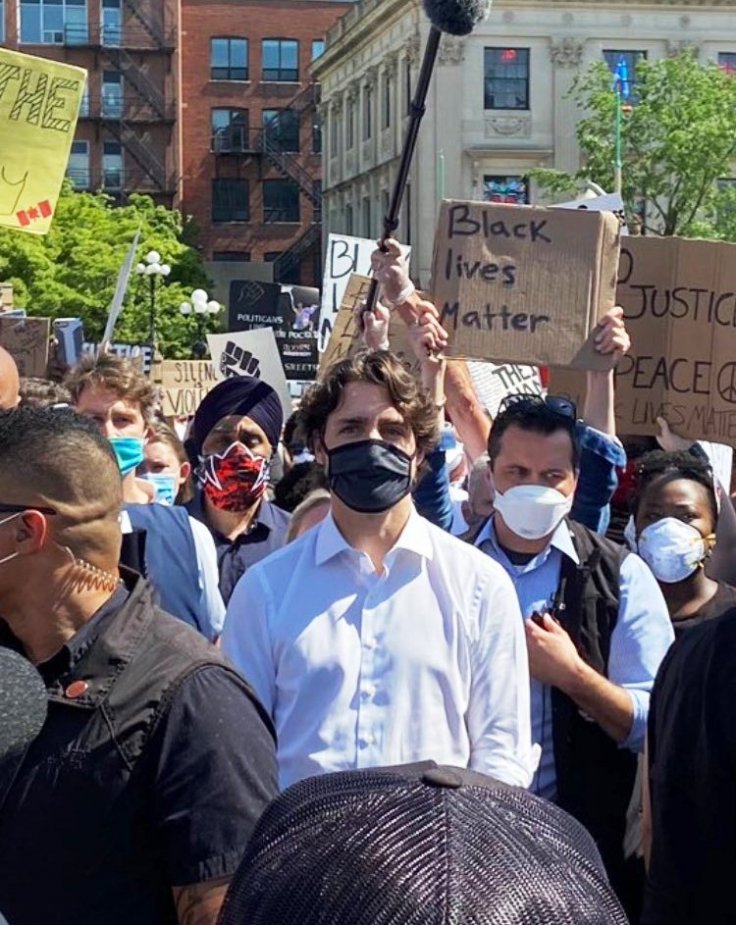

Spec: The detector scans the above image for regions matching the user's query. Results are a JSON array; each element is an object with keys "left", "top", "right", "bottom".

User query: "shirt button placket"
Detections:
[{"left": 358, "top": 586, "right": 377, "bottom": 764}]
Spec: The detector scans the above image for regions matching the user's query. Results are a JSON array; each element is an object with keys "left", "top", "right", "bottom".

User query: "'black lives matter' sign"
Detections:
[{"left": 431, "top": 201, "right": 620, "bottom": 369}]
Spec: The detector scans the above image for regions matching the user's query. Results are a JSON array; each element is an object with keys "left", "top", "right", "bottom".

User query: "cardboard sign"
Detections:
[
  {"left": 207, "top": 327, "right": 291, "bottom": 416},
  {"left": 614, "top": 236, "right": 736, "bottom": 444},
  {"left": 0, "top": 315, "right": 49, "bottom": 376},
  {"left": 0, "top": 48, "right": 86, "bottom": 234},
  {"left": 158, "top": 359, "right": 217, "bottom": 418},
  {"left": 228, "top": 280, "right": 319, "bottom": 380},
  {"left": 552, "top": 236, "right": 736, "bottom": 447},
  {"left": 319, "top": 234, "right": 410, "bottom": 352},
  {"left": 431, "top": 201, "right": 620, "bottom": 368}
]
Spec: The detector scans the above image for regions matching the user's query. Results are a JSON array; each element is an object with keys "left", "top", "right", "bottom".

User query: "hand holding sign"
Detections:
[
  {"left": 354, "top": 300, "right": 390, "bottom": 351},
  {"left": 371, "top": 238, "right": 416, "bottom": 308}
]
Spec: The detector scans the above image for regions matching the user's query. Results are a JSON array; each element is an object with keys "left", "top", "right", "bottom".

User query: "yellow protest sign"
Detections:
[{"left": 0, "top": 48, "right": 86, "bottom": 234}]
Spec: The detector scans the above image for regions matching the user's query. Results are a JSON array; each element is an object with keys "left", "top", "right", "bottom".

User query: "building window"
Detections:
[
  {"left": 382, "top": 72, "right": 392, "bottom": 129},
  {"left": 262, "top": 39, "right": 299, "bottom": 82},
  {"left": 67, "top": 140, "right": 90, "bottom": 189},
  {"left": 212, "top": 179, "right": 249, "bottom": 222},
  {"left": 262, "top": 108, "right": 299, "bottom": 153},
  {"left": 211, "top": 108, "right": 248, "bottom": 153},
  {"left": 484, "top": 48, "right": 530, "bottom": 110},
  {"left": 329, "top": 109, "right": 338, "bottom": 157},
  {"left": 102, "top": 141, "right": 123, "bottom": 190},
  {"left": 102, "top": 71, "right": 123, "bottom": 118},
  {"left": 101, "top": 0, "right": 121, "bottom": 46},
  {"left": 363, "top": 84, "right": 373, "bottom": 140},
  {"left": 345, "top": 203, "right": 353, "bottom": 236},
  {"left": 79, "top": 79, "right": 89, "bottom": 117},
  {"left": 210, "top": 37, "right": 248, "bottom": 81},
  {"left": 0, "top": 0, "right": 4, "bottom": 42},
  {"left": 347, "top": 97, "right": 356, "bottom": 149},
  {"left": 213, "top": 251, "right": 251, "bottom": 262},
  {"left": 263, "top": 179, "right": 300, "bottom": 222},
  {"left": 719, "top": 52, "right": 736, "bottom": 75},
  {"left": 312, "top": 114, "right": 322, "bottom": 154},
  {"left": 405, "top": 61, "right": 412, "bottom": 115},
  {"left": 362, "top": 197, "right": 371, "bottom": 238},
  {"left": 483, "top": 175, "right": 529, "bottom": 204},
  {"left": 264, "top": 251, "right": 281, "bottom": 263},
  {"left": 21, "top": 0, "right": 88, "bottom": 44},
  {"left": 312, "top": 39, "right": 325, "bottom": 60},
  {"left": 603, "top": 50, "right": 646, "bottom": 99}
]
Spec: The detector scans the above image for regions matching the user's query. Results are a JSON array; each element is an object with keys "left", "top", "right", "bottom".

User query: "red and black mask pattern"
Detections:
[{"left": 197, "top": 442, "right": 270, "bottom": 512}]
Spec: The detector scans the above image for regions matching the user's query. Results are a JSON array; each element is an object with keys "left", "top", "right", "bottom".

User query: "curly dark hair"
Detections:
[
  {"left": 300, "top": 350, "right": 440, "bottom": 456},
  {"left": 632, "top": 449, "right": 717, "bottom": 524}
]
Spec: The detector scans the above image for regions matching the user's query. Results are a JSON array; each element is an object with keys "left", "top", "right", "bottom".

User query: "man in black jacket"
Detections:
[
  {"left": 472, "top": 395, "right": 673, "bottom": 918},
  {"left": 0, "top": 406, "right": 277, "bottom": 925}
]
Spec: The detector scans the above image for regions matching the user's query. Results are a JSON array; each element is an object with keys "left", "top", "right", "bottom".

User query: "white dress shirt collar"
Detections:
[{"left": 315, "top": 506, "right": 434, "bottom": 568}]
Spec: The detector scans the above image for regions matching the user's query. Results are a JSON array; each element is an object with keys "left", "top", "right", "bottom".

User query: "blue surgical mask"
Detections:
[
  {"left": 109, "top": 436, "right": 145, "bottom": 478},
  {"left": 139, "top": 473, "right": 178, "bottom": 506}
]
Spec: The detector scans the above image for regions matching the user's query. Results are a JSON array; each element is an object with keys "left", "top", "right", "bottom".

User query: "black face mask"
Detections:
[{"left": 327, "top": 439, "right": 414, "bottom": 514}]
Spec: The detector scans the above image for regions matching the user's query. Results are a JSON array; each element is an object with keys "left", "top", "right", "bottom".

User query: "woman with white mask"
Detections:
[{"left": 631, "top": 450, "right": 736, "bottom": 637}]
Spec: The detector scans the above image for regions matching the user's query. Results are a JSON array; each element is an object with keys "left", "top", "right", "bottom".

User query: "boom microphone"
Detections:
[
  {"left": 423, "top": 0, "right": 492, "bottom": 35},
  {"left": 0, "top": 648, "right": 47, "bottom": 761},
  {"left": 365, "top": 0, "right": 492, "bottom": 314}
]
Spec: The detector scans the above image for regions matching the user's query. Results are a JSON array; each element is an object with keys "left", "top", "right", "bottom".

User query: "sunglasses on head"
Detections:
[
  {"left": 498, "top": 394, "right": 577, "bottom": 421},
  {"left": 0, "top": 503, "right": 58, "bottom": 516}
]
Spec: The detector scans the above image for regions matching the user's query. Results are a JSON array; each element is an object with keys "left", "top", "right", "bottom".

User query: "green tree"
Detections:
[
  {"left": 534, "top": 52, "right": 736, "bottom": 238},
  {"left": 0, "top": 184, "right": 220, "bottom": 358}
]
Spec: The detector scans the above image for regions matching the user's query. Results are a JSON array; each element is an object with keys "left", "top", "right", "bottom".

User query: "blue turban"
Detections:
[{"left": 190, "top": 376, "right": 283, "bottom": 456}]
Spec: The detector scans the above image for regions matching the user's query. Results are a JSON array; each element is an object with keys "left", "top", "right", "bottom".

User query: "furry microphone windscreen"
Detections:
[
  {"left": 422, "top": 0, "right": 492, "bottom": 36},
  {"left": 0, "top": 648, "right": 47, "bottom": 761}
]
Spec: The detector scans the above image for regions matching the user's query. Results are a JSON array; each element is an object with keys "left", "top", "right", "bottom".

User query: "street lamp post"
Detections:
[
  {"left": 179, "top": 288, "right": 222, "bottom": 359},
  {"left": 136, "top": 251, "right": 171, "bottom": 348}
]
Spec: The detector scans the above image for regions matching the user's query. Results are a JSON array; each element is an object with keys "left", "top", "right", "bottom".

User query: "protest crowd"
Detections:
[{"left": 2, "top": 221, "right": 736, "bottom": 925}]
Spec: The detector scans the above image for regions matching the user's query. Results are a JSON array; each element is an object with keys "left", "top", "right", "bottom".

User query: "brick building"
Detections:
[
  {"left": 1, "top": 0, "right": 180, "bottom": 206},
  {"left": 179, "top": 0, "right": 352, "bottom": 285}
]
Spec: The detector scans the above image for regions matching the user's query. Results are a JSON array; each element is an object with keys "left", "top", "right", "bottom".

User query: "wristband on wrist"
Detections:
[{"left": 387, "top": 281, "right": 416, "bottom": 307}]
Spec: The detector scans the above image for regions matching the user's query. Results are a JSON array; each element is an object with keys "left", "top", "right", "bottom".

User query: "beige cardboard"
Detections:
[
  {"left": 0, "top": 315, "right": 49, "bottom": 377},
  {"left": 551, "top": 235, "right": 736, "bottom": 447},
  {"left": 318, "top": 273, "right": 420, "bottom": 377},
  {"left": 431, "top": 201, "right": 621, "bottom": 369},
  {"left": 158, "top": 360, "right": 217, "bottom": 418},
  {"left": 613, "top": 236, "right": 736, "bottom": 445}
]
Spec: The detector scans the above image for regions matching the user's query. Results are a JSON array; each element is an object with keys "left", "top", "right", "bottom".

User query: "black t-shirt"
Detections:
[
  {"left": 642, "top": 605, "right": 736, "bottom": 925},
  {"left": 672, "top": 581, "right": 736, "bottom": 638}
]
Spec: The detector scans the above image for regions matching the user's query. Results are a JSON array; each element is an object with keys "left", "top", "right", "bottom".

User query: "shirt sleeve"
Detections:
[
  {"left": 188, "top": 516, "right": 227, "bottom": 641},
  {"left": 609, "top": 553, "right": 675, "bottom": 753},
  {"left": 221, "top": 566, "right": 277, "bottom": 717},
  {"left": 571, "top": 425, "right": 627, "bottom": 535},
  {"left": 467, "top": 564, "right": 536, "bottom": 787},
  {"left": 147, "top": 665, "right": 278, "bottom": 886},
  {"left": 412, "top": 447, "right": 454, "bottom": 533}
]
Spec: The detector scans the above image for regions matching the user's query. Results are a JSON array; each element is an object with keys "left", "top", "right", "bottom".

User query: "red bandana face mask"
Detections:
[{"left": 197, "top": 442, "right": 270, "bottom": 512}]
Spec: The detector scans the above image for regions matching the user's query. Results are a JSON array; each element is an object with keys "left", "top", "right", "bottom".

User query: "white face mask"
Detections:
[
  {"left": 493, "top": 484, "right": 573, "bottom": 541},
  {"left": 0, "top": 511, "right": 20, "bottom": 566},
  {"left": 636, "top": 517, "right": 712, "bottom": 584}
]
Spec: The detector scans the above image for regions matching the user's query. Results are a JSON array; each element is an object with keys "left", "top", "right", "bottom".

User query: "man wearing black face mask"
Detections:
[
  {"left": 186, "top": 377, "right": 290, "bottom": 605},
  {"left": 221, "top": 350, "right": 535, "bottom": 791}
]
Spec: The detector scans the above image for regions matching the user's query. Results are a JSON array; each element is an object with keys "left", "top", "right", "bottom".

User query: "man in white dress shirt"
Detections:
[{"left": 222, "top": 349, "right": 535, "bottom": 791}]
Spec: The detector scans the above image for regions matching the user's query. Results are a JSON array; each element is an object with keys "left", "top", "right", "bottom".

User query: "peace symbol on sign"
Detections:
[{"left": 717, "top": 362, "right": 736, "bottom": 405}]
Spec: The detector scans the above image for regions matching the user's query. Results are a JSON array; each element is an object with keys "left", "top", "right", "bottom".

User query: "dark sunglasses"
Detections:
[
  {"left": 498, "top": 394, "right": 577, "bottom": 421},
  {"left": 0, "top": 503, "right": 58, "bottom": 516}
]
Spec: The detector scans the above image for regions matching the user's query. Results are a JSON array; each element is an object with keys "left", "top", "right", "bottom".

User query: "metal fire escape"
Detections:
[
  {"left": 213, "top": 81, "right": 323, "bottom": 284},
  {"left": 97, "top": 0, "right": 177, "bottom": 201}
]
